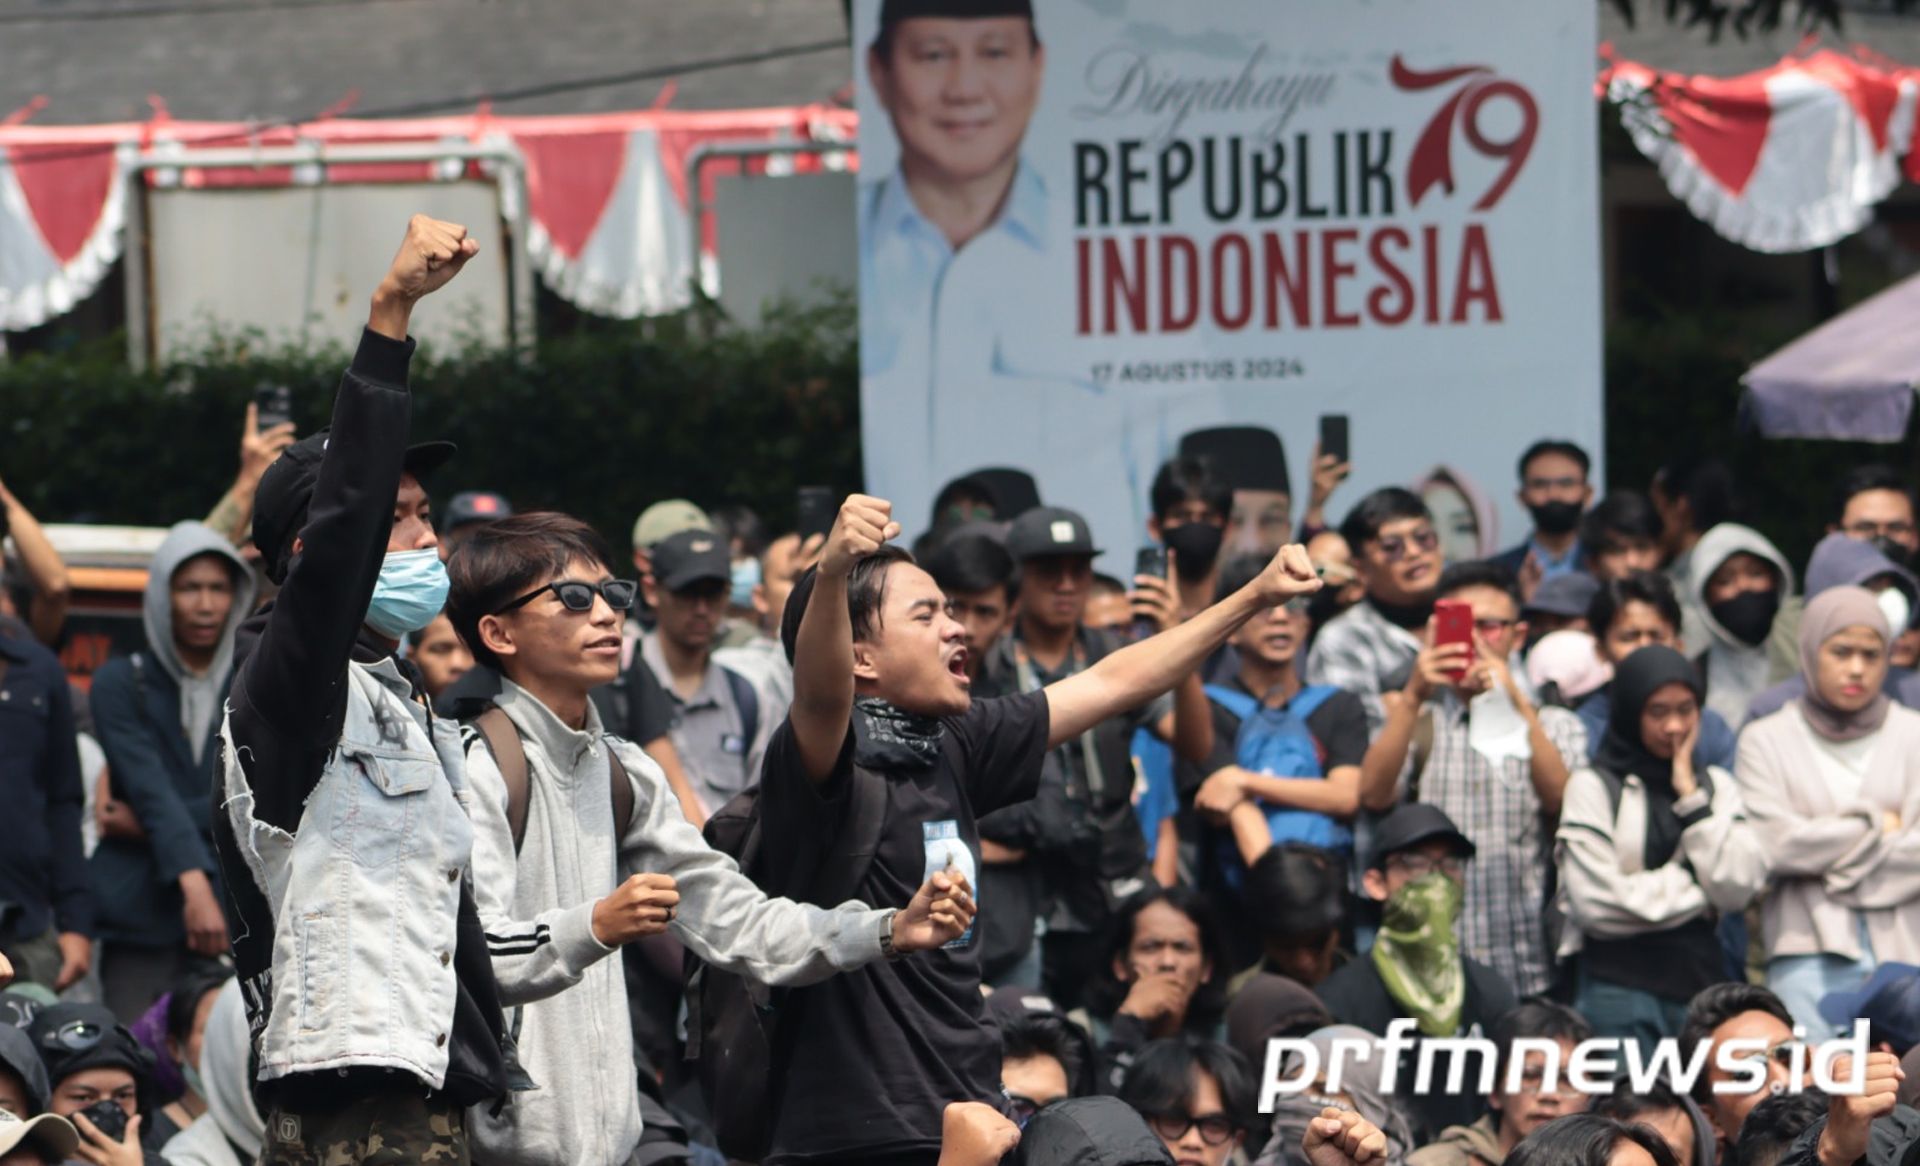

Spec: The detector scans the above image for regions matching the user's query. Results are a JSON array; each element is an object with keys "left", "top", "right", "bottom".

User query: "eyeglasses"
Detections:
[
  {"left": 1386, "top": 853, "right": 1467, "bottom": 879},
  {"left": 1845, "top": 521, "right": 1916, "bottom": 540},
  {"left": 1006, "top": 1094, "right": 1048, "bottom": 1127},
  {"left": 493, "top": 579, "right": 637, "bottom": 616},
  {"left": 1147, "top": 1111, "right": 1237, "bottom": 1146},
  {"left": 1374, "top": 529, "right": 1439, "bottom": 562},
  {"left": 1474, "top": 617, "right": 1517, "bottom": 634},
  {"left": 1724, "top": 1038, "right": 1804, "bottom": 1071},
  {"left": 40, "top": 1019, "right": 108, "bottom": 1053}
]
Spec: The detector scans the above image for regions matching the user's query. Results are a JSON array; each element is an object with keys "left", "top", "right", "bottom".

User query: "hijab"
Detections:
[
  {"left": 1592, "top": 645, "right": 1708, "bottom": 870},
  {"left": 1796, "top": 585, "right": 1892, "bottom": 743}
]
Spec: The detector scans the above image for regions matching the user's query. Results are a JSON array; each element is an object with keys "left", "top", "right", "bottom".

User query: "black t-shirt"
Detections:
[{"left": 758, "top": 692, "right": 1050, "bottom": 1164}]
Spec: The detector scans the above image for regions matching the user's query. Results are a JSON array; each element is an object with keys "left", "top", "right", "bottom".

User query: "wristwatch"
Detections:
[{"left": 879, "top": 909, "right": 903, "bottom": 960}]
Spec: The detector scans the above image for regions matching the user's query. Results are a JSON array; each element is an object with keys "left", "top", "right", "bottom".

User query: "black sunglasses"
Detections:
[
  {"left": 1147, "top": 1111, "right": 1237, "bottom": 1146},
  {"left": 494, "top": 579, "right": 637, "bottom": 616}
]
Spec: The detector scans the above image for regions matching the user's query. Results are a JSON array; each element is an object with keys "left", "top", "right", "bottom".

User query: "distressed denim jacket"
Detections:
[{"left": 221, "top": 658, "right": 474, "bottom": 1087}]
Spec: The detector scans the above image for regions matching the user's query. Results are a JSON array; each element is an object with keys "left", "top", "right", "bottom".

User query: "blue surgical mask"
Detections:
[
  {"left": 366, "top": 548, "right": 450, "bottom": 638},
  {"left": 730, "top": 557, "right": 760, "bottom": 609}
]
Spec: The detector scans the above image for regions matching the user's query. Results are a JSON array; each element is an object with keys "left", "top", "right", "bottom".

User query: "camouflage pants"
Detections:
[{"left": 260, "top": 1092, "right": 468, "bottom": 1166}]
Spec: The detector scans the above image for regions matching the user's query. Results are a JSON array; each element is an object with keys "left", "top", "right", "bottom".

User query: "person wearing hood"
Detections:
[
  {"left": 1686, "top": 523, "right": 1799, "bottom": 729},
  {"left": 1577, "top": 573, "right": 1739, "bottom": 773},
  {"left": 1416, "top": 467, "right": 1500, "bottom": 569},
  {"left": 1747, "top": 533, "right": 1920, "bottom": 722},
  {"left": 936, "top": 1095, "right": 1177, "bottom": 1166},
  {"left": 158, "top": 981, "right": 262, "bottom": 1166},
  {"left": 0, "top": 1025, "right": 51, "bottom": 1121},
  {"left": 1491, "top": 441, "right": 1595, "bottom": 598},
  {"left": 1733, "top": 585, "right": 1920, "bottom": 1038},
  {"left": 1830, "top": 466, "right": 1920, "bottom": 667},
  {"left": 1555, "top": 646, "right": 1768, "bottom": 1056},
  {"left": 86, "top": 522, "right": 255, "bottom": 1022},
  {"left": 1252, "top": 1025, "right": 1418, "bottom": 1166},
  {"left": 29, "top": 1002, "right": 158, "bottom": 1166}
]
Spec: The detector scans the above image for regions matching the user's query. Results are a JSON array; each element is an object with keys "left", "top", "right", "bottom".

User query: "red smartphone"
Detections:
[{"left": 1432, "top": 598, "right": 1476, "bottom": 683}]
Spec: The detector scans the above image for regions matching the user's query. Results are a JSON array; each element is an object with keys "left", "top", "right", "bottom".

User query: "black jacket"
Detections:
[{"left": 0, "top": 616, "right": 89, "bottom": 943}]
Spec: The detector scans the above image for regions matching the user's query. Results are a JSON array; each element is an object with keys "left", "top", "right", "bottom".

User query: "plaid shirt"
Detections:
[
  {"left": 1304, "top": 600, "right": 1424, "bottom": 739},
  {"left": 1401, "top": 691, "right": 1588, "bottom": 998}
]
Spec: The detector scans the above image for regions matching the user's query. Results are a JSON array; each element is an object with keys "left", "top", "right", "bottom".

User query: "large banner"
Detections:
[{"left": 854, "top": 0, "right": 1601, "bottom": 567}]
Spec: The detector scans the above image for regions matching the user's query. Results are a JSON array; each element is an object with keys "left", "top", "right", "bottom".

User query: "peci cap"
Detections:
[
  {"left": 1180, "top": 426, "right": 1290, "bottom": 495},
  {"left": 0, "top": 1110, "right": 78, "bottom": 1163},
  {"left": 252, "top": 429, "right": 454, "bottom": 584},
  {"left": 632, "top": 499, "right": 712, "bottom": 552},
  {"left": 651, "top": 529, "right": 731, "bottom": 593},
  {"left": 445, "top": 491, "right": 513, "bottom": 530},
  {"left": 880, "top": 0, "right": 1033, "bottom": 28},
  {"left": 1820, "top": 963, "right": 1920, "bottom": 1054},
  {"left": 1006, "top": 506, "right": 1100, "bottom": 562},
  {"left": 1369, "top": 802, "right": 1475, "bottom": 870},
  {"left": 1524, "top": 572, "right": 1601, "bottom": 620}
]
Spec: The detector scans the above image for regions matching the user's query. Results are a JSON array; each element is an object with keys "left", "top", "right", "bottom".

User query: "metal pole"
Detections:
[{"left": 684, "top": 140, "right": 849, "bottom": 309}]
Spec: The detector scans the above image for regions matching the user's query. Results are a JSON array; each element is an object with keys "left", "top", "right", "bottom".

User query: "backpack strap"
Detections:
[
  {"left": 721, "top": 666, "right": 760, "bottom": 753},
  {"left": 1289, "top": 685, "right": 1338, "bottom": 721},
  {"left": 811, "top": 764, "right": 889, "bottom": 906},
  {"left": 474, "top": 706, "right": 532, "bottom": 854},
  {"left": 607, "top": 747, "right": 635, "bottom": 839},
  {"left": 1204, "top": 684, "right": 1258, "bottom": 723}
]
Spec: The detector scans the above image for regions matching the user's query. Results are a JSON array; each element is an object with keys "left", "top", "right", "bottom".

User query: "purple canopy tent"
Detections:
[{"left": 1741, "top": 272, "right": 1920, "bottom": 442}]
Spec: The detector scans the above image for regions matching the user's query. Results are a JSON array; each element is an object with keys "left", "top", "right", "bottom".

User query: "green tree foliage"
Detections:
[{"left": 0, "top": 294, "right": 863, "bottom": 551}]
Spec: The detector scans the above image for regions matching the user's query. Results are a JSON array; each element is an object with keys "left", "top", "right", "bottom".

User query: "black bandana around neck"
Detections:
[{"left": 853, "top": 696, "right": 946, "bottom": 771}]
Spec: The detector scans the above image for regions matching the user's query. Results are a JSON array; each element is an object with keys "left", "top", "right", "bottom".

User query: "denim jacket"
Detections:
[{"left": 221, "top": 658, "right": 474, "bottom": 1087}]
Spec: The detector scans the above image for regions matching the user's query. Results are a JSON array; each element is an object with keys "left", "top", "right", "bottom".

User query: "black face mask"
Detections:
[
  {"left": 1872, "top": 535, "right": 1915, "bottom": 569},
  {"left": 1709, "top": 589, "right": 1780, "bottom": 648},
  {"left": 1528, "top": 500, "right": 1583, "bottom": 537},
  {"left": 1162, "top": 522, "right": 1224, "bottom": 582}
]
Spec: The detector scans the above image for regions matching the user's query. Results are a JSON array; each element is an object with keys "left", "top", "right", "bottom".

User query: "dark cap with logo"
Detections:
[
  {"left": 1006, "top": 506, "right": 1102, "bottom": 562},
  {"left": 1180, "top": 425, "right": 1290, "bottom": 495},
  {"left": 1369, "top": 802, "right": 1476, "bottom": 870},
  {"left": 651, "top": 529, "right": 731, "bottom": 593},
  {"left": 446, "top": 491, "right": 513, "bottom": 530},
  {"left": 252, "top": 429, "right": 455, "bottom": 584}
]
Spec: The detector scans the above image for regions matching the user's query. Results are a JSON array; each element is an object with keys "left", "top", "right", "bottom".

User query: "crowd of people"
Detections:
[{"left": 2, "top": 214, "right": 1919, "bottom": 1166}]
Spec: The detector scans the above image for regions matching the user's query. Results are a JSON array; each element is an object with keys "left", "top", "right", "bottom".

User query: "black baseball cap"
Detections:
[
  {"left": 1524, "top": 572, "right": 1600, "bottom": 620},
  {"left": 1180, "top": 425, "right": 1290, "bottom": 494},
  {"left": 1006, "top": 506, "right": 1101, "bottom": 562},
  {"left": 1369, "top": 803, "right": 1475, "bottom": 870},
  {"left": 1821, "top": 962, "right": 1920, "bottom": 1052},
  {"left": 651, "top": 529, "right": 731, "bottom": 593},
  {"left": 445, "top": 490, "right": 512, "bottom": 530},
  {"left": 252, "top": 428, "right": 455, "bottom": 583}
]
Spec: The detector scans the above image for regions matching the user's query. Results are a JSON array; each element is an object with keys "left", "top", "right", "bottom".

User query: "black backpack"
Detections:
[{"left": 683, "top": 763, "right": 890, "bottom": 1161}]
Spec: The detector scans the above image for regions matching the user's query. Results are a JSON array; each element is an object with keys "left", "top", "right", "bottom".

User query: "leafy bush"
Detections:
[{"left": 0, "top": 293, "right": 862, "bottom": 552}]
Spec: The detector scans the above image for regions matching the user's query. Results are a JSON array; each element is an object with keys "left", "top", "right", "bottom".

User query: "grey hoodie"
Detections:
[
  {"left": 141, "top": 522, "right": 256, "bottom": 765},
  {"left": 1686, "top": 523, "right": 1798, "bottom": 729},
  {"left": 159, "top": 980, "right": 262, "bottom": 1166},
  {"left": 462, "top": 679, "right": 893, "bottom": 1166}
]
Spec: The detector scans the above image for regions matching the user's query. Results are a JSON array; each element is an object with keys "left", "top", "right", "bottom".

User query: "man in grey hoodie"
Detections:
[
  {"left": 89, "top": 521, "right": 256, "bottom": 1020},
  {"left": 442, "top": 511, "right": 977, "bottom": 1166},
  {"left": 1685, "top": 523, "right": 1799, "bottom": 729}
]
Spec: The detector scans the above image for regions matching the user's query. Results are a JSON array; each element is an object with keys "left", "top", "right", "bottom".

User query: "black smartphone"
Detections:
[
  {"left": 796, "top": 486, "right": 837, "bottom": 540},
  {"left": 78, "top": 1099, "right": 128, "bottom": 1143},
  {"left": 1319, "top": 414, "right": 1349, "bottom": 464},
  {"left": 255, "top": 381, "right": 293, "bottom": 430},
  {"left": 1134, "top": 546, "right": 1168, "bottom": 580}
]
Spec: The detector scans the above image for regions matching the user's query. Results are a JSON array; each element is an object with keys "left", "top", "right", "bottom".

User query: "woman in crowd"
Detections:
[
  {"left": 1575, "top": 573, "right": 1738, "bottom": 772},
  {"left": 138, "top": 967, "right": 230, "bottom": 1149},
  {"left": 1085, "top": 886, "right": 1233, "bottom": 1088},
  {"left": 1556, "top": 646, "right": 1767, "bottom": 1054},
  {"left": 1504, "top": 1115, "right": 1680, "bottom": 1166},
  {"left": 158, "top": 980, "right": 262, "bottom": 1166},
  {"left": 1118, "top": 1038, "right": 1254, "bottom": 1166},
  {"left": 1734, "top": 585, "right": 1920, "bottom": 1038},
  {"left": 1253, "top": 1025, "right": 1416, "bottom": 1166}
]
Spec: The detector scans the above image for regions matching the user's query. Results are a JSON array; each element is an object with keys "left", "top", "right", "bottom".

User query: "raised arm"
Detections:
[
  {"left": 204, "top": 403, "right": 297, "bottom": 547},
  {"left": 789, "top": 495, "right": 898, "bottom": 782},
  {"left": 1045, "top": 545, "right": 1322, "bottom": 750},
  {"left": 0, "top": 477, "right": 71, "bottom": 646}
]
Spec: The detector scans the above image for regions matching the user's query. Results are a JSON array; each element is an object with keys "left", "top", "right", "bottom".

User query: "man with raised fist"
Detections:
[
  {"left": 757, "top": 492, "right": 1323, "bottom": 1165},
  {"left": 211, "top": 215, "right": 508, "bottom": 1165}
]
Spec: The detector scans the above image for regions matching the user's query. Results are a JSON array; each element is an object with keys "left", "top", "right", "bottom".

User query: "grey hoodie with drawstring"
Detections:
[{"left": 88, "top": 522, "right": 255, "bottom": 946}]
